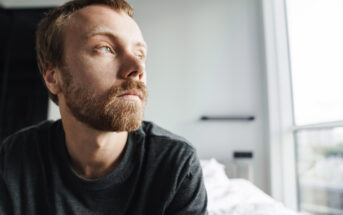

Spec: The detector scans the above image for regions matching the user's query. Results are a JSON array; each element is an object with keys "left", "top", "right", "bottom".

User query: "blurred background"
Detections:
[{"left": 0, "top": 0, "right": 342, "bottom": 214}]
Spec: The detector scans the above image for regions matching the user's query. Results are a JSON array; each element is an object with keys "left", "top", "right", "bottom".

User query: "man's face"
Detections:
[{"left": 59, "top": 5, "right": 148, "bottom": 132}]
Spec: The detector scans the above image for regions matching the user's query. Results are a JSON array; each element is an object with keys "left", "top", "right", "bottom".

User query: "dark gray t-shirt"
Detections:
[{"left": 0, "top": 120, "right": 208, "bottom": 215}]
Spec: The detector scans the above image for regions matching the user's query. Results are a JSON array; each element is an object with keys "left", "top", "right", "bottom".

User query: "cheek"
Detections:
[{"left": 69, "top": 55, "right": 120, "bottom": 90}]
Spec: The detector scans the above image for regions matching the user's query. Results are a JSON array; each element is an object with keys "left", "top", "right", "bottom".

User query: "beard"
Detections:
[{"left": 61, "top": 71, "right": 148, "bottom": 132}]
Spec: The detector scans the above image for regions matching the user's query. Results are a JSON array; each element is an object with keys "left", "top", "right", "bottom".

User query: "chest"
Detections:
[{"left": 6, "top": 165, "right": 176, "bottom": 215}]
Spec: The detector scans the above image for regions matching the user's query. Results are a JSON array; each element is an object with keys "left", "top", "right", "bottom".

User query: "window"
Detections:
[{"left": 286, "top": 0, "right": 343, "bottom": 214}]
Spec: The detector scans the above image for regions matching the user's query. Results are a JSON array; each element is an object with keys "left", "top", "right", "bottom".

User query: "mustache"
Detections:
[{"left": 106, "top": 80, "right": 148, "bottom": 101}]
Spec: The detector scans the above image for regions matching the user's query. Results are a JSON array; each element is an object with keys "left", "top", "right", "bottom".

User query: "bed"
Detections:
[{"left": 200, "top": 158, "right": 301, "bottom": 215}]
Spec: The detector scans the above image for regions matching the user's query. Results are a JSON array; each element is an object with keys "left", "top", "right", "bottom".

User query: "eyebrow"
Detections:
[{"left": 86, "top": 28, "right": 148, "bottom": 50}]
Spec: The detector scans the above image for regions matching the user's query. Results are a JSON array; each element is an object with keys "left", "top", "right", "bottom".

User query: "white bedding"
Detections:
[{"left": 200, "top": 158, "right": 300, "bottom": 215}]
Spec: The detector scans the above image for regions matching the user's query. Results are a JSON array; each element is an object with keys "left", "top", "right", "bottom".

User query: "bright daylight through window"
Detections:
[{"left": 286, "top": 0, "right": 343, "bottom": 214}]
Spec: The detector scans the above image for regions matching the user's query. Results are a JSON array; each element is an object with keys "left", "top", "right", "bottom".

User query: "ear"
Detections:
[{"left": 42, "top": 64, "right": 62, "bottom": 95}]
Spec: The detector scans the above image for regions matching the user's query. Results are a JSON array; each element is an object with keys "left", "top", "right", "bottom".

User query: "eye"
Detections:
[
  {"left": 137, "top": 54, "right": 145, "bottom": 60},
  {"left": 98, "top": 46, "right": 113, "bottom": 54}
]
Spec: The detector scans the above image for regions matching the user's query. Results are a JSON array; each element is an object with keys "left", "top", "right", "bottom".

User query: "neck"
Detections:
[{"left": 60, "top": 108, "right": 128, "bottom": 179}]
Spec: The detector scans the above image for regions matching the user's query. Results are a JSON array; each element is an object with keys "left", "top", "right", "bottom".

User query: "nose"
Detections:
[{"left": 119, "top": 53, "right": 145, "bottom": 81}]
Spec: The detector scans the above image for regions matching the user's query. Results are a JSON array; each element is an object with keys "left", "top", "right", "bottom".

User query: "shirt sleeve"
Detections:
[
  {"left": 165, "top": 149, "right": 208, "bottom": 215},
  {"left": 0, "top": 174, "right": 13, "bottom": 214},
  {"left": 0, "top": 141, "right": 13, "bottom": 215}
]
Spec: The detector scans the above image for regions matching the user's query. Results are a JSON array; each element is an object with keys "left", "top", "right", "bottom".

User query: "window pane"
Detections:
[
  {"left": 296, "top": 128, "right": 343, "bottom": 214},
  {"left": 286, "top": 0, "right": 343, "bottom": 125}
]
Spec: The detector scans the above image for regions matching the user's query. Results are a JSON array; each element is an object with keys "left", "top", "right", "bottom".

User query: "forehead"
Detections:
[{"left": 64, "top": 4, "right": 145, "bottom": 44}]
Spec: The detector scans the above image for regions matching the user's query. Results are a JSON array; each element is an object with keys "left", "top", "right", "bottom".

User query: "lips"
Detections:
[{"left": 117, "top": 90, "right": 143, "bottom": 100}]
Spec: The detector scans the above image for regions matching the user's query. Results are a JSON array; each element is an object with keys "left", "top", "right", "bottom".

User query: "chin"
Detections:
[
  {"left": 110, "top": 120, "right": 143, "bottom": 132},
  {"left": 89, "top": 113, "right": 144, "bottom": 132}
]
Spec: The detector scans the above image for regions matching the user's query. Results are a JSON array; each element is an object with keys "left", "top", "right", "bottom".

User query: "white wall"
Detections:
[{"left": 12, "top": 0, "right": 270, "bottom": 193}]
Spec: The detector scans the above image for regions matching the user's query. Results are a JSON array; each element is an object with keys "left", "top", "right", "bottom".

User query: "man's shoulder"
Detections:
[
  {"left": 2, "top": 120, "right": 56, "bottom": 142},
  {"left": 140, "top": 121, "right": 196, "bottom": 155},
  {"left": 0, "top": 120, "right": 58, "bottom": 158},
  {"left": 141, "top": 121, "right": 187, "bottom": 141}
]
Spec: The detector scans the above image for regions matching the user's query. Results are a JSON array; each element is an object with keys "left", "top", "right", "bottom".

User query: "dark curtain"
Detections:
[{"left": 0, "top": 8, "right": 52, "bottom": 142}]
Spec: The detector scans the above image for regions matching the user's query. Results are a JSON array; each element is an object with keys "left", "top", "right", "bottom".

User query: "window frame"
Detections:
[
  {"left": 262, "top": 0, "right": 298, "bottom": 210},
  {"left": 264, "top": 0, "right": 343, "bottom": 212}
]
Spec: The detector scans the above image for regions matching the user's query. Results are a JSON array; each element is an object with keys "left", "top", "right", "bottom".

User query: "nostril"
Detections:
[{"left": 139, "top": 73, "right": 143, "bottom": 80}]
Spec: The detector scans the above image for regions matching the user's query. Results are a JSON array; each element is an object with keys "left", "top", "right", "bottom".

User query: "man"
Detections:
[{"left": 0, "top": 0, "right": 208, "bottom": 214}]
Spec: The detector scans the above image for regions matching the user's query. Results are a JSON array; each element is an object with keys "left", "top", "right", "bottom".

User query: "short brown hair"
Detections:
[{"left": 35, "top": 0, "right": 134, "bottom": 105}]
